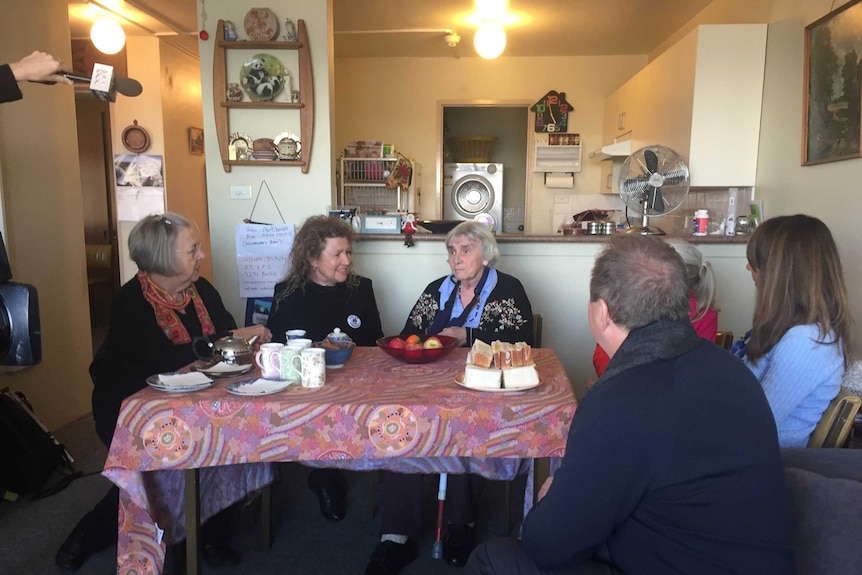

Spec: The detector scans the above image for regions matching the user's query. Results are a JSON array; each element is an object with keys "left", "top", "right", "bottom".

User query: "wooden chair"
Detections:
[
  {"left": 807, "top": 387, "right": 861, "bottom": 448},
  {"left": 715, "top": 331, "right": 734, "bottom": 350}
]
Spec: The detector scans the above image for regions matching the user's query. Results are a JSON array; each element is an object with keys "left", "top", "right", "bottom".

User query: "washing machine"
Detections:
[{"left": 443, "top": 163, "right": 503, "bottom": 231}]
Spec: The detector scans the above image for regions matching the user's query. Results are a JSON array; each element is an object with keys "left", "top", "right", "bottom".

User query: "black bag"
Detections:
[{"left": 0, "top": 387, "right": 73, "bottom": 498}]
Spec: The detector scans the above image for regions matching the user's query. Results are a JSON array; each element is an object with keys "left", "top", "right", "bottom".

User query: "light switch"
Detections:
[
  {"left": 230, "top": 185, "right": 252, "bottom": 200},
  {"left": 554, "top": 193, "right": 570, "bottom": 204}
]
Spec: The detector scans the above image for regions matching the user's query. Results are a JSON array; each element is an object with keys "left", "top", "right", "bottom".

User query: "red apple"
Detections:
[
  {"left": 423, "top": 336, "right": 443, "bottom": 349},
  {"left": 405, "top": 334, "right": 421, "bottom": 345},
  {"left": 388, "top": 337, "right": 406, "bottom": 349}
]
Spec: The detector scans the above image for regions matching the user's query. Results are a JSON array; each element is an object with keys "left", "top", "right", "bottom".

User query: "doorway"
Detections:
[
  {"left": 442, "top": 105, "right": 529, "bottom": 233},
  {"left": 75, "top": 93, "right": 119, "bottom": 351}
]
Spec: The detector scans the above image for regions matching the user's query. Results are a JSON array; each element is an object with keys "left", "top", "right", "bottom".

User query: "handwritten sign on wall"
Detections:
[{"left": 235, "top": 223, "right": 295, "bottom": 298}]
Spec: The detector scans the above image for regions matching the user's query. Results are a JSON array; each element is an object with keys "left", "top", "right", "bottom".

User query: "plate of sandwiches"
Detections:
[{"left": 455, "top": 339, "right": 541, "bottom": 392}]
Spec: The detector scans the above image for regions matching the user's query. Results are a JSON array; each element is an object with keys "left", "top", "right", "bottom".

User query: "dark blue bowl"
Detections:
[{"left": 314, "top": 341, "right": 355, "bottom": 368}]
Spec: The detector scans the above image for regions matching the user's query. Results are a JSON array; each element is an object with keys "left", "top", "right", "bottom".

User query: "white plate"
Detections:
[
  {"left": 226, "top": 378, "right": 292, "bottom": 396},
  {"left": 192, "top": 362, "right": 253, "bottom": 378},
  {"left": 146, "top": 373, "right": 213, "bottom": 393},
  {"left": 454, "top": 373, "right": 541, "bottom": 392}
]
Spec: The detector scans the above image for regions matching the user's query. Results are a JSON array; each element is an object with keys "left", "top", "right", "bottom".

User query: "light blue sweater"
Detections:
[{"left": 744, "top": 324, "right": 844, "bottom": 447}]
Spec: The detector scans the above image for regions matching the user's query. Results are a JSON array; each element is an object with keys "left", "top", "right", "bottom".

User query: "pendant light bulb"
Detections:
[
  {"left": 474, "top": 24, "right": 506, "bottom": 59},
  {"left": 91, "top": 19, "right": 126, "bottom": 55}
]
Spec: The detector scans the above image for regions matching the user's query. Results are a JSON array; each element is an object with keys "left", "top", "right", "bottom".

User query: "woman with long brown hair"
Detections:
[{"left": 734, "top": 214, "right": 855, "bottom": 447}]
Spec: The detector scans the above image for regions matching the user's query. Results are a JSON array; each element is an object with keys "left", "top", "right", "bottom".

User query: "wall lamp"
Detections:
[{"left": 90, "top": 18, "right": 126, "bottom": 54}]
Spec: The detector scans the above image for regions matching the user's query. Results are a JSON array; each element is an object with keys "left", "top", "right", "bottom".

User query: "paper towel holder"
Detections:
[{"left": 544, "top": 172, "right": 575, "bottom": 188}]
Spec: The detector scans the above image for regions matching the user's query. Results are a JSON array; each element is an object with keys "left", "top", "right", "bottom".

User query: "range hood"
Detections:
[{"left": 588, "top": 140, "right": 634, "bottom": 161}]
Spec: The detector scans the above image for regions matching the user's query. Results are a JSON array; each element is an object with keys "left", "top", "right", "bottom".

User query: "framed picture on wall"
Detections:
[
  {"left": 188, "top": 127, "right": 204, "bottom": 155},
  {"left": 802, "top": 0, "right": 862, "bottom": 165}
]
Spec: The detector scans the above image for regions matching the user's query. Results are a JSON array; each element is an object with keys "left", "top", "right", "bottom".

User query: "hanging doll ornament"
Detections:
[{"left": 402, "top": 213, "right": 418, "bottom": 248}]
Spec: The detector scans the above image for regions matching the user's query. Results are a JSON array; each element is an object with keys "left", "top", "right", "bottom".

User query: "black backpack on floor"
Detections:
[{"left": 0, "top": 387, "right": 75, "bottom": 499}]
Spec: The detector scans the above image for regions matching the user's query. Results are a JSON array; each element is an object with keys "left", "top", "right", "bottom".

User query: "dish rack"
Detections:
[{"left": 337, "top": 156, "right": 418, "bottom": 213}]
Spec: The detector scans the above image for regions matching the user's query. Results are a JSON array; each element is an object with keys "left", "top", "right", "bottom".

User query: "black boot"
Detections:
[{"left": 307, "top": 468, "right": 347, "bottom": 521}]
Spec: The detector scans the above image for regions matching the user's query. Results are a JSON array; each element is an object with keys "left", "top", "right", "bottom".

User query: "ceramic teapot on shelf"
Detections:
[{"left": 194, "top": 332, "right": 260, "bottom": 365}]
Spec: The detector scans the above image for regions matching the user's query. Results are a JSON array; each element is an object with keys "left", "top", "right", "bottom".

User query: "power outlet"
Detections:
[{"left": 230, "top": 185, "right": 252, "bottom": 200}]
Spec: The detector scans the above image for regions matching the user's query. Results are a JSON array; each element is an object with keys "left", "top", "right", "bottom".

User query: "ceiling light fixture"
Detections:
[
  {"left": 90, "top": 18, "right": 126, "bottom": 54},
  {"left": 474, "top": 24, "right": 506, "bottom": 59},
  {"left": 469, "top": 0, "right": 512, "bottom": 59}
]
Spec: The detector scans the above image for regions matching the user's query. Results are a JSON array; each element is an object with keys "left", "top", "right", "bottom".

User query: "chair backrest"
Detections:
[
  {"left": 715, "top": 331, "right": 734, "bottom": 350},
  {"left": 807, "top": 386, "right": 862, "bottom": 448},
  {"left": 532, "top": 313, "right": 543, "bottom": 349}
]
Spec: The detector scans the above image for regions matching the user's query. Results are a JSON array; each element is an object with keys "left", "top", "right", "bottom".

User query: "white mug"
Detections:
[
  {"left": 271, "top": 345, "right": 303, "bottom": 383},
  {"left": 286, "top": 329, "right": 307, "bottom": 340},
  {"left": 300, "top": 348, "right": 326, "bottom": 388},
  {"left": 254, "top": 343, "right": 284, "bottom": 380},
  {"left": 292, "top": 338, "right": 313, "bottom": 349}
]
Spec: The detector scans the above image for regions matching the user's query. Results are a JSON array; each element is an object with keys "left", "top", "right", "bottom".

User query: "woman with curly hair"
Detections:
[
  {"left": 266, "top": 215, "right": 383, "bottom": 521},
  {"left": 734, "top": 214, "right": 855, "bottom": 447}
]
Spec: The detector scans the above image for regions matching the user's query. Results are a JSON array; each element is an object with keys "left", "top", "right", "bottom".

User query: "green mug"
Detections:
[{"left": 274, "top": 345, "right": 303, "bottom": 383}]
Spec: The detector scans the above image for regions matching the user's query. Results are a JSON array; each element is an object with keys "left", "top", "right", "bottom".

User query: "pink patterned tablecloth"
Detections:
[{"left": 103, "top": 347, "right": 577, "bottom": 574}]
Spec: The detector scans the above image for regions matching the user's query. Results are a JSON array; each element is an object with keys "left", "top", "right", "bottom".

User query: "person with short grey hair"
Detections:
[
  {"left": 55, "top": 212, "right": 270, "bottom": 571},
  {"left": 466, "top": 234, "right": 792, "bottom": 575},
  {"left": 365, "top": 220, "right": 534, "bottom": 575}
]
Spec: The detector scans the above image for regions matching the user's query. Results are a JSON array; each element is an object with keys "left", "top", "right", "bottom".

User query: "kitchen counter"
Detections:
[
  {"left": 353, "top": 236, "right": 754, "bottom": 399},
  {"left": 357, "top": 232, "right": 750, "bottom": 244}
]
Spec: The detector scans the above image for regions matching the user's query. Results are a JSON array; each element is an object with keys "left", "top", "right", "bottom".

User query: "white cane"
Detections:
[{"left": 431, "top": 473, "right": 448, "bottom": 559}]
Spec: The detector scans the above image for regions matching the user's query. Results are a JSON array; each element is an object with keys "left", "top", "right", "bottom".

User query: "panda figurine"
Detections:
[{"left": 255, "top": 76, "right": 282, "bottom": 100}]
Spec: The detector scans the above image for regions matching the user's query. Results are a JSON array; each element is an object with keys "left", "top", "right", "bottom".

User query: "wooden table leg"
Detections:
[
  {"left": 533, "top": 457, "right": 551, "bottom": 506},
  {"left": 185, "top": 468, "right": 201, "bottom": 575}
]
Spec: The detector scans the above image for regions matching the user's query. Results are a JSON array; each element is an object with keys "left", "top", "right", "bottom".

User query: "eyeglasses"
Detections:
[{"left": 175, "top": 243, "right": 202, "bottom": 258}]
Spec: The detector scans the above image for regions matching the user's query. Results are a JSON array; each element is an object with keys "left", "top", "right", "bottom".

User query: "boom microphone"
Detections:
[{"left": 63, "top": 68, "right": 143, "bottom": 99}]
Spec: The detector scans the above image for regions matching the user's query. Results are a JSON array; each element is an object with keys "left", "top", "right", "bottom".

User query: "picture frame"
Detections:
[
  {"left": 188, "top": 127, "right": 204, "bottom": 155},
  {"left": 802, "top": 0, "right": 862, "bottom": 165}
]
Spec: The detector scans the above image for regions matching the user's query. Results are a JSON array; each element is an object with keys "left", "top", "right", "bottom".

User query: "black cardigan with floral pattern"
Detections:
[{"left": 401, "top": 270, "right": 534, "bottom": 347}]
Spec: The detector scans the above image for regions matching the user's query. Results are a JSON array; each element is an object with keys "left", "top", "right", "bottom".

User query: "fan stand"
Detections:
[{"left": 625, "top": 195, "right": 666, "bottom": 235}]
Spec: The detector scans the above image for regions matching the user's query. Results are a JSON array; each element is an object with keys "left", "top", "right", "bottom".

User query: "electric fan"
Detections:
[{"left": 618, "top": 145, "right": 690, "bottom": 235}]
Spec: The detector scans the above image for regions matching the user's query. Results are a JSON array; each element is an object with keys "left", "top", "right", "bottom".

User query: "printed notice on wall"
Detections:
[{"left": 235, "top": 223, "right": 295, "bottom": 298}]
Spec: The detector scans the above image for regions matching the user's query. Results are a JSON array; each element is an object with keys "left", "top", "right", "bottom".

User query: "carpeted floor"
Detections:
[{"left": 0, "top": 414, "right": 526, "bottom": 574}]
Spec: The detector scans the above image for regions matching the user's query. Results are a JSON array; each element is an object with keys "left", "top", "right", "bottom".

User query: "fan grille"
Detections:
[{"left": 619, "top": 147, "right": 690, "bottom": 216}]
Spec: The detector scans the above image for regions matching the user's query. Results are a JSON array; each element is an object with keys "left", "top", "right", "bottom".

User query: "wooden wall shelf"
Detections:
[{"left": 212, "top": 19, "right": 314, "bottom": 173}]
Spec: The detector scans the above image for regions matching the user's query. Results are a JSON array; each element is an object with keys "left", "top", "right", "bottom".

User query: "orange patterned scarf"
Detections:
[{"left": 137, "top": 271, "right": 216, "bottom": 344}]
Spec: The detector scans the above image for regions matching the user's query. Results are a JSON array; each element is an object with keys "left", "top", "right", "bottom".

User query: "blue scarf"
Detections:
[{"left": 429, "top": 267, "right": 494, "bottom": 335}]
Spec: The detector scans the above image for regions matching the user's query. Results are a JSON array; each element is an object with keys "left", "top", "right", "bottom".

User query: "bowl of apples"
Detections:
[{"left": 377, "top": 334, "right": 459, "bottom": 364}]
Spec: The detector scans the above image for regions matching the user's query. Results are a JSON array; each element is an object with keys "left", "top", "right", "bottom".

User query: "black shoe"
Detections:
[
  {"left": 308, "top": 471, "right": 347, "bottom": 521},
  {"left": 55, "top": 524, "right": 93, "bottom": 571},
  {"left": 201, "top": 542, "right": 241, "bottom": 568},
  {"left": 365, "top": 540, "right": 417, "bottom": 575},
  {"left": 443, "top": 523, "right": 476, "bottom": 567}
]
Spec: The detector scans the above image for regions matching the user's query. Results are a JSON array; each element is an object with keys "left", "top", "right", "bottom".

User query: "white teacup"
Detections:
[
  {"left": 286, "top": 329, "right": 307, "bottom": 340},
  {"left": 271, "top": 345, "right": 303, "bottom": 383},
  {"left": 254, "top": 342, "right": 284, "bottom": 380},
  {"left": 292, "top": 338, "right": 313, "bottom": 349},
  {"left": 300, "top": 348, "right": 326, "bottom": 388}
]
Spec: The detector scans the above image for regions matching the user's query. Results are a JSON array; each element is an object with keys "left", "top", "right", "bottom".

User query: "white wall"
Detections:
[{"left": 200, "top": 0, "right": 334, "bottom": 322}]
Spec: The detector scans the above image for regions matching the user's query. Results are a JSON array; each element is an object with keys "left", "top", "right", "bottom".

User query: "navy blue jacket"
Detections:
[{"left": 521, "top": 319, "right": 793, "bottom": 575}]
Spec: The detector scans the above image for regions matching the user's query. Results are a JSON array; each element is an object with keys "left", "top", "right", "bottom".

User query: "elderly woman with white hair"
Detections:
[{"left": 365, "top": 221, "right": 534, "bottom": 575}]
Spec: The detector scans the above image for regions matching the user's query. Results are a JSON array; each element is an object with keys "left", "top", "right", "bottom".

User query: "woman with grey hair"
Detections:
[
  {"left": 55, "top": 212, "right": 270, "bottom": 571},
  {"left": 366, "top": 221, "right": 534, "bottom": 574}
]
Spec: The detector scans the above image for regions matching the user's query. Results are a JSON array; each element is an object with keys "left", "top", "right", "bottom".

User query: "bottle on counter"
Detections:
[{"left": 693, "top": 209, "right": 709, "bottom": 236}]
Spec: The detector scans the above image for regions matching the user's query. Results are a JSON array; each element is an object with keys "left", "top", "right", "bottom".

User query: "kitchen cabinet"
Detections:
[
  {"left": 212, "top": 19, "right": 314, "bottom": 173},
  {"left": 601, "top": 24, "right": 767, "bottom": 187}
]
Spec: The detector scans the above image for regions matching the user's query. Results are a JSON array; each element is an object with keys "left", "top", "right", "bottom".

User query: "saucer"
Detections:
[{"left": 227, "top": 378, "right": 292, "bottom": 396}]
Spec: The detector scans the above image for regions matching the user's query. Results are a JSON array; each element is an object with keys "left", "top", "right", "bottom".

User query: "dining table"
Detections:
[{"left": 103, "top": 346, "right": 577, "bottom": 575}]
